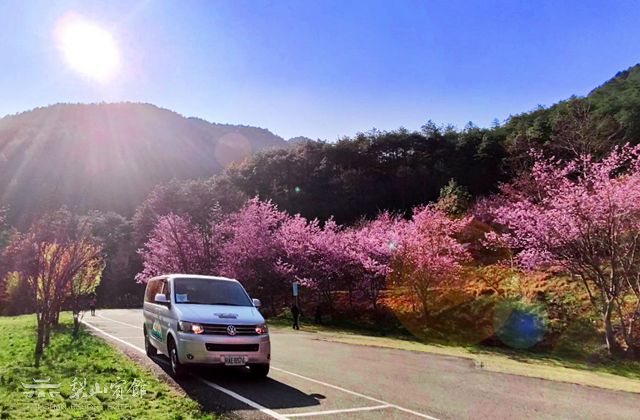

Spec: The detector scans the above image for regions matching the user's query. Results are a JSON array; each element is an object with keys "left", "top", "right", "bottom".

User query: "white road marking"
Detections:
[
  {"left": 284, "top": 404, "right": 391, "bottom": 417},
  {"left": 194, "top": 376, "right": 288, "bottom": 420},
  {"left": 90, "top": 312, "right": 441, "bottom": 420},
  {"left": 81, "top": 318, "right": 286, "bottom": 420},
  {"left": 271, "top": 367, "right": 440, "bottom": 420}
]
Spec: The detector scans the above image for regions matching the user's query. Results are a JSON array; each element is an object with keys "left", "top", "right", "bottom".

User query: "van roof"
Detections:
[
  {"left": 149, "top": 274, "right": 239, "bottom": 283},
  {"left": 169, "top": 274, "right": 239, "bottom": 282}
]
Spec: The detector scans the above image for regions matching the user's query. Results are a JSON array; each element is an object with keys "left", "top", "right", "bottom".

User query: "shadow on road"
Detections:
[{"left": 149, "top": 354, "right": 321, "bottom": 415}]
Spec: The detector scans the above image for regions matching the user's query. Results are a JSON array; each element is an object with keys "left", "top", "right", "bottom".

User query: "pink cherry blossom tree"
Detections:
[
  {"left": 217, "top": 198, "right": 290, "bottom": 312},
  {"left": 390, "top": 206, "right": 471, "bottom": 319},
  {"left": 346, "top": 212, "right": 407, "bottom": 312},
  {"left": 136, "top": 213, "right": 217, "bottom": 282},
  {"left": 278, "top": 216, "right": 351, "bottom": 315},
  {"left": 486, "top": 145, "right": 640, "bottom": 357}
]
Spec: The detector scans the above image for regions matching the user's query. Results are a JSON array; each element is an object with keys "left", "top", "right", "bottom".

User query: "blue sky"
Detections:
[{"left": 1, "top": 0, "right": 639, "bottom": 140}]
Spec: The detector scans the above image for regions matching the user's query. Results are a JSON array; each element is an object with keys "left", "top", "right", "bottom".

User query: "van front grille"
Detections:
[{"left": 201, "top": 324, "right": 258, "bottom": 335}]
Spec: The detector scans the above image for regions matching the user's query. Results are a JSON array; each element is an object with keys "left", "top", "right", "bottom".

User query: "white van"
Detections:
[{"left": 142, "top": 274, "right": 271, "bottom": 378}]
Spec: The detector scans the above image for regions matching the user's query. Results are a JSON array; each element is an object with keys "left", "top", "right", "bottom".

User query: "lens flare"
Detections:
[
  {"left": 54, "top": 12, "right": 120, "bottom": 82},
  {"left": 493, "top": 301, "right": 547, "bottom": 349}
]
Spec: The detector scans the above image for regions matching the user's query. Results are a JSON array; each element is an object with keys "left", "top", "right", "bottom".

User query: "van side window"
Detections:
[
  {"left": 144, "top": 279, "right": 163, "bottom": 302},
  {"left": 143, "top": 280, "right": 155, "bottom": 303},
  {"left": 160, "top": 279, "right": 170, "bottom": 301}
]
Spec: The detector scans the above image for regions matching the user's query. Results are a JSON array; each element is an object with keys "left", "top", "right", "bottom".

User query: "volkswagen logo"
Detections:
[{"left": 226, "top": 325, "right": 237, "bottom": 336}]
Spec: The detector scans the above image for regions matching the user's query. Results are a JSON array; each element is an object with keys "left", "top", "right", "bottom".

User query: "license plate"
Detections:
[{"left": 223, "top": 355, "right": 246, "bottom": 366}]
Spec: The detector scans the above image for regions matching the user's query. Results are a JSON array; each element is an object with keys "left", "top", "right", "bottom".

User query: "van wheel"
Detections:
[
  {"left": 250, "top": 364, "right": 270, "bottom": 378},
  {"left": 168, "top": 337, "right": 186, "bottom": 379},
  {"left": 144, "top": 326, "right": 157, "bottom": 357}
]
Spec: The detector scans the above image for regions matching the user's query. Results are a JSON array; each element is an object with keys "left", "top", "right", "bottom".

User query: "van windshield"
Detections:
[{"left": 173, "top": 278, "right": 253, "bottom": 306}]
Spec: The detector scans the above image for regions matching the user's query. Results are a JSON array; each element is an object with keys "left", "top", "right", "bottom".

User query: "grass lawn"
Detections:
[
  {"left": 0, "top": 314, "right": 214, "bottom": 419},
  {"left": 269, "top": 316, "right": 640, "bottom": 394}
]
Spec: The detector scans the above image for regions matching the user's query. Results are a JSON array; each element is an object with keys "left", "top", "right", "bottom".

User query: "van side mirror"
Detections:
[
  {"left": 252, "top": 298, "right": 261, "bottom": 308},
  {"left": 154, "top": 293, "right": 169, "bottom": 304}
]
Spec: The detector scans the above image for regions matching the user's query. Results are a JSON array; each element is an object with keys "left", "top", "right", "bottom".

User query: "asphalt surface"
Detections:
[{"left": 82, "top": 309, "right": 640, "bottom": 419}]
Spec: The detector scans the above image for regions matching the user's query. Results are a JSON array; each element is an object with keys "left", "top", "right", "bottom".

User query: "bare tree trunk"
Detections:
[
  {"left": 325, "top": 290, "right": 335, "bottom": 319},
  {"left": 421, "top": 300, "right": 429, "bottom": 321},
  {"left": 614, "top": 298, "right": 633, "bottom": 354},
  {"left": 43, "top": 316, "right": 51, "bottom": 347},
  {"left": 626, "top": 302, "right": 640, "bottom": 360},
  {"left": 603, "top": 300, "right": 623, "bottom": 357},
  {"left": 415, "top": 284, "right": 429, "bottom": 321},
  {"left": 73, "top": 311, "right": 81, "bottom": 337},
  {"left": 35, "top": 313, "right": 45, "bottom": 368},
  {"left": 371, "top": 288, "right": 379, "bottom": 314}
]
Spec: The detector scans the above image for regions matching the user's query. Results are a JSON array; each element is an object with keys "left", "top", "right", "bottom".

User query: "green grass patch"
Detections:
[{"left": 0, "top": 314, "right": 214, "bottom": 419}]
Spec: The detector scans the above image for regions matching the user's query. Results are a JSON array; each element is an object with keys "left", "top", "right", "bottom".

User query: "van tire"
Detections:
[
  {"left": 249, "top": 364, "right": 270, "bottom": 378},
  {"left": 168, "top": 336, "right": 186, "bottom": 379},
  {"left": 144, "top": 326, "right": 157, "bottom": 357}
]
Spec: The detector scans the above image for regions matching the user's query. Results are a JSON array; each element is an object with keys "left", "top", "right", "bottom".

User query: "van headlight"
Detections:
[
  {"left": 255, "top": 324, "right": 268, "bottom": 335},
  {"left": 179, "top": 321, "right": 204, "bottom": 334}
]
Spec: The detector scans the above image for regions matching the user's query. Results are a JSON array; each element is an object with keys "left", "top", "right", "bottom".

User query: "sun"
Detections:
[{"left": 54, "top": 13, "right": 120, "bottom": 82}]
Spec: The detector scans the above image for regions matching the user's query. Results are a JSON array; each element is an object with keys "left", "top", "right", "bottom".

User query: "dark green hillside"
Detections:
[
  {"left": 0, "top": 103, "right": 286, "bottom": 227},
  {"left": 504, "top": 64, "right": 640, "bottom": 166},
  {"left": 588, "top": 64, "right": 640, "bottom": 140},
  {"left": 224, "top": 64, "right": 640, "bottom": 224}
]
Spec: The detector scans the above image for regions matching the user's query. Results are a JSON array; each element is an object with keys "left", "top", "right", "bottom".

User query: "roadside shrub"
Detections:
[{"left": 0, "top": 272, "right": 33, "bottom": 316}]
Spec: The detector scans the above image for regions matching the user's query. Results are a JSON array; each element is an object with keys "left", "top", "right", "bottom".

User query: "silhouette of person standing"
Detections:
[
  {"left": 90, "top": 296, "right": 97, "bottom": 316},
  {"left": 291, "top": 303, "right": 300, "bottom": 330}
]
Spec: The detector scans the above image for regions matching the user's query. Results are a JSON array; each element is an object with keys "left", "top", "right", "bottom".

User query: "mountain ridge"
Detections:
[{"left": 0, "top": 102, "right": 288, "bottom": 226}]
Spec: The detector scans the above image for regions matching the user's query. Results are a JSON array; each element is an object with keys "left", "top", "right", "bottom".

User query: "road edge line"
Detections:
[{"left": 285, "top": 404, "right": 391, "bottom": 417}]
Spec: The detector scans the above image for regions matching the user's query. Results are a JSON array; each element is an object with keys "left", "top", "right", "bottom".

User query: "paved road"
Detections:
[{"left": 83, "top": 309, "right": 640, "bottom": 419}]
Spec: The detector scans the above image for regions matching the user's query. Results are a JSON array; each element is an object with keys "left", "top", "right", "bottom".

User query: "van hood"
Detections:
[{"left": 174, "top": 304, "right": 265, "bottom": 325}]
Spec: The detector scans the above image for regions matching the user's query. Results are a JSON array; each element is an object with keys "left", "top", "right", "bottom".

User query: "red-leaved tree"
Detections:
[{"left": 3, "top": 210, "right": 103, "bottom": 365}]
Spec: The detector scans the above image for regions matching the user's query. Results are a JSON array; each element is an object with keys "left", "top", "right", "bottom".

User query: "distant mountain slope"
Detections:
[
  {"left": 0, "top": 102, "right": 287, "bottom": 225},
  {"left": 501, "top": 64, "right": 640, "bottom": 163},
  {"left": 588, "top": 64, "right": 640, "bottom": 140},
  {"left": 287, "top": 136, "right": 315, "bottom": 144}
]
